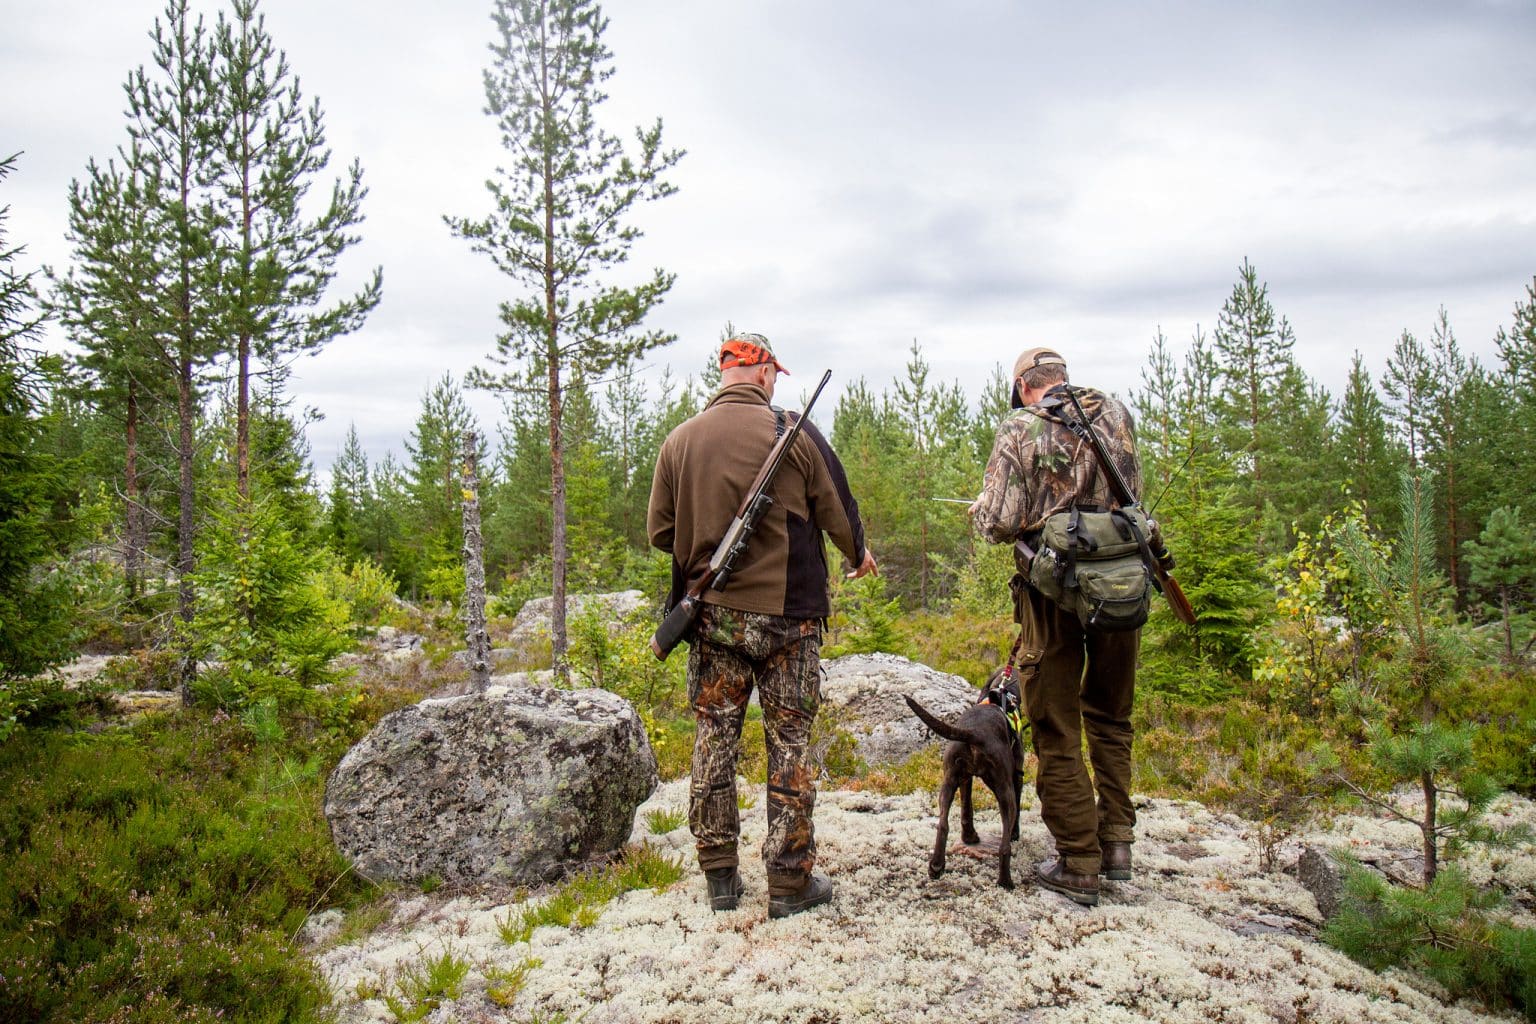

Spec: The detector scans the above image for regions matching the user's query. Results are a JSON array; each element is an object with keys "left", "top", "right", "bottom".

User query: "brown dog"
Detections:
[{"left": 904, "top": 671, "right": 1025, "bottom": 889}]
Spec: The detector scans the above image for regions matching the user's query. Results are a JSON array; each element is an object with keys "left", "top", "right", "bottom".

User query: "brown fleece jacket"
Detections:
[{"left": 647, "top": 382, "right": 867, "bottom": 620}]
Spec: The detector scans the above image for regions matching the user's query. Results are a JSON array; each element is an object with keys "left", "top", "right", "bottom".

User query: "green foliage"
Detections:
[
  {"left": 1, "top": 153, "right": 76, "bottom": 685},
  {"left": 0, "top": 714, "right": 367, "bottom": 1023},
  {"left": 1330, "top": 470, "right": 1511, "bottom": 885},
  {"left": 1324, "top": 863, "right": 1536, "bottom": 1020},
  {"left": 495, "top": 843, "right": 683, "bottom": 944},
  {"left": 382, "top": 945, "right": 470, "bottom": 1023},
  {"left": 1463, "top": 505, "right": 1536, "bottom": 663},
  {"left": 1253, "top": 505, "right": 1389, "bottom": 715},
  {"left": 644, "top": 806, "right": 685, "bottom": 834},
  {"left": 189, "top": 492, "right": 353, "bottom": 713},
  {"left": 948, "top": 538, "right": 1016, "bottom": 619},
  {"left": 824, "top": 572, "right": 911, "bottom": 658},
  {"left": 484, "top": 954, "right": 543, "bottom": 1008}
]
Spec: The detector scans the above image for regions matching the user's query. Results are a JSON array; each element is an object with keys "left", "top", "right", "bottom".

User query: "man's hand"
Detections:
[{"left": 846, "top": 549, "right": 879, "bottom": 579}]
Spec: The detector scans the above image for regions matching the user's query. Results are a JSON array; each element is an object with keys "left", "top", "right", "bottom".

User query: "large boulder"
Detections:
[
  {"left": 819, "top": 653, "right": 978, "bottom": 765},
  {"left": 325, "top": 686, "right": 657, "bottom": 885},
  {"left": 507, "top": 590, "right": 650, "bottom": 646}
]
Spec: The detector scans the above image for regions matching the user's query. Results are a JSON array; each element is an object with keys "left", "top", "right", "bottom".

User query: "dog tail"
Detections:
[{"left": 904, "top": 695, "right": 986, "bottom": 746}]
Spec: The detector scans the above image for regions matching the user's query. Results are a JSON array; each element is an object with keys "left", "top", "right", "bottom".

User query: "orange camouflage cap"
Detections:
[{"left": 719, "top": 332, "right": 790, "bottom": 375}]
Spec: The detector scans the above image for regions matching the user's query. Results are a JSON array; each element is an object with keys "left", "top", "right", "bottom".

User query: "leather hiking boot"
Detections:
[
  {"left": 768, "top": 872, "right": 834, "bottom": 919},
  {"left": 1034, "top": 858, "right": 1100, "bottom": 906},
  {"left": 705, "top": 867, "right": 744, "bottom": 912},
  {"left": 1100, "top": 841, "right": 1132, "bottom": 881}
]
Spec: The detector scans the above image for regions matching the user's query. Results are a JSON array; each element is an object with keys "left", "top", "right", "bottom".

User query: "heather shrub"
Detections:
[{"left": 0, "top": 713, "right": 369, "bottom": 1023}]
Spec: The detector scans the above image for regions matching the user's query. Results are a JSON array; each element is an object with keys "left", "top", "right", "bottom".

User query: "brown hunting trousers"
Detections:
[
  {"left": 686, "top": 605, "right": 822, "bottom": 896},
  {"left": 1018, "top": 585, "right": 1140, "bottom": 876}
]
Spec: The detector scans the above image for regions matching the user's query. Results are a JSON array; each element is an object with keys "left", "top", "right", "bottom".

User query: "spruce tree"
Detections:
[
  {"left": 1383, "top": 328, "right": 1433, "bottom": 469},
  {"left": 326, "top": 422, "right": 369, "bottom": 563},
  {"left": 402, "top": 374, "right": 485, "bottom": 598},
  {"left": 0, "top": 153, "right": 74, "bottom": 685},
  {"left": 447, "top": 0, "right": 682, "bottom": 678},
  {"left": 1463, "top": 506, "right": 1536, "bottom": 664},
  {"left": 1211, "top": 259, "right": 1298, "bottom": 551},
  {"left": 1332, "top": 351, "right": 1402, "bottom": 534}
]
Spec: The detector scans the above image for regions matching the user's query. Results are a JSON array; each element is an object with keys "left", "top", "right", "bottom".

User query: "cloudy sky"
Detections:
[{"left": 4, "top": 0, "right": 1534, "bottom": 472}]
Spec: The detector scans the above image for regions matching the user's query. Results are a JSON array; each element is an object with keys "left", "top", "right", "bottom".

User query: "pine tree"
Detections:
[
  {"left": 889, "top": 341, "right": 972, "bottom": 608},
  {"left": 1421, "top": 308, "right": 1471, "bottom": 597},
  {"left": 1334, "top": 471, "right": 1503, "bottom": 885},
  {"left": 208, "top": 0, "right": 380, "bottom": 502},
  {"left": 123, "top": 0, "right": 226, "bottom": 695},
  {"left": 446, "top": 0, "right": 682, "bottom": 678},
  {"left": 51, "top": 157, "right": 174, "bottom": 610}
]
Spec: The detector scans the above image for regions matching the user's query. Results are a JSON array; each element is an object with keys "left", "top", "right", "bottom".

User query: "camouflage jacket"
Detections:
[{"left": 972, "top": 384, "right": 1142, "bottom": 545}]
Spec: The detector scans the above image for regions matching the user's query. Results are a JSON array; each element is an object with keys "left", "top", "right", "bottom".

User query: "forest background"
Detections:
[{"left": 3, "top": 0, "right": 1536, "bottom": 1022}]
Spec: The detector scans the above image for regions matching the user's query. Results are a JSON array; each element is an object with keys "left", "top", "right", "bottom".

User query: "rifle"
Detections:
[
  {"left": 650, "top": 370, "right": 834, "bottom": 659},
  {"left": 1058, "top": 387, "right": 1198, "bottom": 626}
]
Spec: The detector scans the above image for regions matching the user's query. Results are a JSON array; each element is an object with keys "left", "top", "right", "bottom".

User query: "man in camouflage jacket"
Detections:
[
  {"left": 648, "top": 332, "right": 877, "bottom": 918},
  {"left": 970, "top": 346, "right": 1142, "bottom": 907}
]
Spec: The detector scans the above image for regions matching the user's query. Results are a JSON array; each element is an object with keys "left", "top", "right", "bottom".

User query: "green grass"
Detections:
[
  {"left": 383, "top": 946, "right": 471, "bottom": 1023},
  {"left": 485, "top": 955, "right": 543, "bottom": 1007},
  {"left": 496, "top": 843, "right": 684, "bottom": 944},
  {"left": 644, "top": 806, "right": 686, "bottom": 834}
]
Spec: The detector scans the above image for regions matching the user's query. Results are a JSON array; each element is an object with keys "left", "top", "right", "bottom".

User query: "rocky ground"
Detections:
[{"left": 310, "top": 780, "right": 1536, "bottom": 1024}]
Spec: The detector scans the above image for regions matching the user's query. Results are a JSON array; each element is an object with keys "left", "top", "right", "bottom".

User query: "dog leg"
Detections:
[
  {"left": 996, "top": 780, "right": 1016, "bottom": 890},
  {"left": 930, "top": 777, "right": 955, "bottom": 878},
  {"left": 960, "top": 775, "right": 981, "bottom": 846},
  {"left": 1012, "top": 767, "right": 1024, "bottom": 841}
]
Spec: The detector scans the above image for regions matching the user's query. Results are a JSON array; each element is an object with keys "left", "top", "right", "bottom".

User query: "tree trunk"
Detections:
[
  {"left": 123, "top": 379, "right": 144, "bottom": 612},
  {"left": 1501, "top": 585, "right": 1514, "bottom": 664},
  {"left": 542, "top": 97, "right": 568, "bottom": 683},
  {"left": 549, "top": 349, "right": 568, "bottom": 682},
  {"left": 1422, "top": 771, "right": 1438, "bottom": 886},
  {"left": 177, "top": 348, "right": 197, "bottom": 703},
  {"left": 461, "top": 431, "right": 491, "bottom": 692}
]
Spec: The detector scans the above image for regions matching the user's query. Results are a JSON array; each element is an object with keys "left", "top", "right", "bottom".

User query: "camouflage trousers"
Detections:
[{"left": 687, "top": 604, "right": 822, "bottom": 896}]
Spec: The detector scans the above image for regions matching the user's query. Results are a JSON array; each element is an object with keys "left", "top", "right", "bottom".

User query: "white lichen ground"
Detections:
[{"left": 311, "top": 783, "right": 1536, "bottom": 1024}]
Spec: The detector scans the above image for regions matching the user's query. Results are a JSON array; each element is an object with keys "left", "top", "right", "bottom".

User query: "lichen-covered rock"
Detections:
[
  {"left": 1296, "top": 845, "right": 1345, "bottom": 919},
  {"left": 507, "top": 590, "right": 650, "bottom": 646},
  {"left": 325, "top": 686, "right": 657, "bottom": 885},
  {"left": 819, "top": 653, "right": 977, "bottom": 765}
]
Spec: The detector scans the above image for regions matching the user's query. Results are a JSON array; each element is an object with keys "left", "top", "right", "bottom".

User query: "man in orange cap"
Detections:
[
  {"left": 648, "top": 332, "right": 877, "bottom": 918},
  {"left": 970, "top": 346, "right": 1143, "bottom": 907}
]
